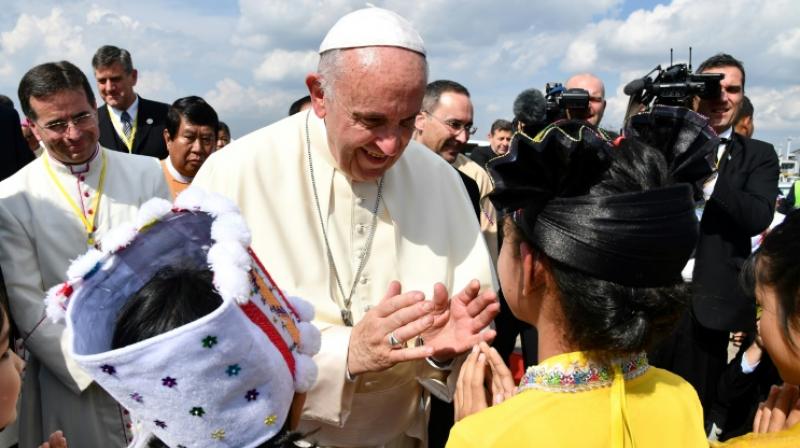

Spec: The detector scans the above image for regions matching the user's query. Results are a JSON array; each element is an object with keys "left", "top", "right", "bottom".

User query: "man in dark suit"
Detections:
[
  {"left": 469, "top": 118, "right": 512, "bottom": 168},
  {"left": 91, "top": 45, "right": 168, "bottom": 159},
  {"left": 650, "top": 53, "right": 779, "bottom": 426}
]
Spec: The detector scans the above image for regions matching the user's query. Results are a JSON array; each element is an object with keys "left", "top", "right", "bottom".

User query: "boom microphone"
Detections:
[
  {"left": 512, "top": 88, "right": 546, "bottom": 128},
  {"left": 623, "top": 77, "right": 649, "bottom": 96}
]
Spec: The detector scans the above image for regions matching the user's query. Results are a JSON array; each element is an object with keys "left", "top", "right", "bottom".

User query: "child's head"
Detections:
[
  {"left": 745, "top": 211, "right": 800, "bottom": 383},
  {"left": 0, "top": 303, "right": 24, "bottom": 429},
  {"left": 47, "top": 189, "right": 320, "bottom": 447}
]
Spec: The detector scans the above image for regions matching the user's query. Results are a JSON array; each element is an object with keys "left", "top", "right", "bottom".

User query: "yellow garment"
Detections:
[
  {"left": 193, "top": 111, "right": 496, "bottom": 447},
  {"left": 452, "top": 153, "right": 498, "bottom": 263},
  {"left": 712, "top": 423, "right": 800, "bottom": 447},
  {"left": 446, "top": 351, "right": 707, "bottom": 448}
]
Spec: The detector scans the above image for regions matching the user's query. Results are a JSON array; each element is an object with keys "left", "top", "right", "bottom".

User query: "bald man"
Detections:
[{"left": 566, "top": 73, "right": 606, "bottom": 127}]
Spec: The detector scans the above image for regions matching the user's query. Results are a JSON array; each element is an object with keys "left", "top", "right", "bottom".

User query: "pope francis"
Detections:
[{"left": 192, "top": 7, "right": 499, "bottom": 448}]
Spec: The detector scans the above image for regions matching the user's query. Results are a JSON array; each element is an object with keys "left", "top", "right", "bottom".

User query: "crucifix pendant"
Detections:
[{"left": 341, "top": 309, "right": 353, "bottom": 327}]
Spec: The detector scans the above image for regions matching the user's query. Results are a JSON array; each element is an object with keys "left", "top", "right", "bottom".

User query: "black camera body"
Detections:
[
  {"left": 545, "top": 82, "right": 590, "bottom": 122},
  {"left": 646, "top": 63, "right": 723, "bottom": 108}
]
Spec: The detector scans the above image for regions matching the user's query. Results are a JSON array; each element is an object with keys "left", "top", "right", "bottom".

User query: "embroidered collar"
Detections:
[
  {"left": 47, "top": 145, "right": 100, "bottom": 175},
  {"left": 518, "top": 351, "right": 649, "bottom": 393}
]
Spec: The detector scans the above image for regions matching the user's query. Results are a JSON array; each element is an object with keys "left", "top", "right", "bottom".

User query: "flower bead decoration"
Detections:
[
  {"left": 154, "top": 420, "right": 167, "bottom": 429},
  {"left": 211, "top": 429, "right": 226, "bottom": 440},
  {"left": 226, "top": 364, "right": 242, "bottom": 377},
  {"left": 161, "top": 376, "right": 177, "bottom": 388},
  {"left": 130, "top": 392, "right": 143, "bottom": 403},
  {"left": 190, "top": 407, "right": 205, "bottom": 417},
  {"left": 202, "top": 335, "right": 218, "bottom": 348},
  {"left": 100, "top": 364, "right": 116, "bottom": 375},
  {"left": 264, "top": 414, "right": 277, "bottom": 426},
  {"left": 245, "top": 389, "right": 259, "bottom": 402}
]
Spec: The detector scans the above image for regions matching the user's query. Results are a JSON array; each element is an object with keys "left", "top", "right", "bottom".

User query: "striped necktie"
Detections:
[{"left": 121, "top": 111, "right": 132, "bottom": 140}]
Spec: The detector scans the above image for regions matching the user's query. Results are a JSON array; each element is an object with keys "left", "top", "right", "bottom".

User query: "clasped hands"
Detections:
[{"left": 346, "top": 279, "right": 499, "bottom": 376}]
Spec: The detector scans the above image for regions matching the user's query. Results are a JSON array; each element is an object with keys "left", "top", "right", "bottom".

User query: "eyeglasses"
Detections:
[
  {"left": 424, "top": 111, "right": 477, "bottom": 136},
  {"left": 37, "top": 111, "right": 96, "bottom": 134}
]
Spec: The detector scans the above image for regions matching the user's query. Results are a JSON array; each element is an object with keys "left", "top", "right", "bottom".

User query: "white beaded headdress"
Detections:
[{"left": 46, "top": 187, "right": 320, "bottom": 448}]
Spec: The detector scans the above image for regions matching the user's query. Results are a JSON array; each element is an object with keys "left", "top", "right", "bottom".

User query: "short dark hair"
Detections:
[
  {"left": 744, "top": 211, "right": 800, "bottom": 347},
  {"left": 288, "top": 95, "right": 311, "bottom": 116},
  {"left": 0, "top": 94, "right": 13, "bottom": 109},
  {"left": 91, "top": 45, "right": 134, "bottom": 73},
  {"left": 165, "top": 96, "right": 219, "bottom": 138},
  {"left": 112, "top": 267, "right": 222, "bottom": 349},
  {"left": 218, "top": 121, "right": 230, "bottom": 136},
  {"left": 735, "top": 95, "right": 754, "bottom": 123},
  {"left": 18, "top": 61, "right": 96, "bottom": 120},
  {"left": 697, "top": 53, "right": 746, "bottom": 90},
  {"left": 422, "top": 80, "right": 470, "bottom": 113},
  {"left": 490, "top": 119, "right": 512, "bottom": 135}
]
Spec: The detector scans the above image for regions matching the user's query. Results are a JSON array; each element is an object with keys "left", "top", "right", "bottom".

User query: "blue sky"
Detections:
[{"left": 1, "top": 0, "right": 798, "bottom": 153}]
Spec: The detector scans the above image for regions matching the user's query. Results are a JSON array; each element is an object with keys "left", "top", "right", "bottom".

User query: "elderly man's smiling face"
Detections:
[{"left": 307, "top": 47, "right": 427, "bottom": 182}]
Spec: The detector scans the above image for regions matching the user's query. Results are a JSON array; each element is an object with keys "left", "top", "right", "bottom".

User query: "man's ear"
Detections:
[
  {"left": 414, "top": 112, "right": 427, "bottom": 134},
  {"left": 305, "top": 73, "right": 327, "bottom": 119},
  {"left": 131, "top": 68, "right": 138, "bottom": 86}
]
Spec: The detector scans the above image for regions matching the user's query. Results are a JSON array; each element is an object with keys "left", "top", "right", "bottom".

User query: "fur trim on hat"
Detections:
[
  {"left": 135, "top": 197, "right": 173, "bottom": 229},
  {"left": 66, "top": 248, "right": 104, "bottom": 280},
  {"left": 296, "top": 321, "right": 322, "bottom": 356},
  {"left": 293, "top": 353, "right": 318, "bottom": 393}
]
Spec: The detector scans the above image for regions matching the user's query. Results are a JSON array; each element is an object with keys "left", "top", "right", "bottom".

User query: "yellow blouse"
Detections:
[
  {"left": 712, "top": 423, "right": 800, "bottom": 447},
  {"left": 446, "top": 351, "right": 707, "bottom": 448}
]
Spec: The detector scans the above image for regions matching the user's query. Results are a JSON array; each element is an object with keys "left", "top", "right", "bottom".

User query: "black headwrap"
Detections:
[
  {"left": 624, "top": 105, "right": 718, "bottom": 200},
  {"left": 489, "top": 119, "right": 705, "bottom": 287}
]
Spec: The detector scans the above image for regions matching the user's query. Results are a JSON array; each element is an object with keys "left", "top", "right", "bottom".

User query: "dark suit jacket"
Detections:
[
  {"left": 97, "top": 96, "right": 169, "bottom": 159},
  {"left": 457, "top": 170, "right": 481, "bottom": 219},
  {"left": 692, "top": 133, "right": 779, "bottom": 331},
  {"left": 0, "top": 105, "right": 35, "bottom": 181}
]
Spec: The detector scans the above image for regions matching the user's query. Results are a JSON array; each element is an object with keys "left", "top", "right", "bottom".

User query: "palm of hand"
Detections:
[{"left": 423, "top": 287, "right": 483, "bottom": 358}]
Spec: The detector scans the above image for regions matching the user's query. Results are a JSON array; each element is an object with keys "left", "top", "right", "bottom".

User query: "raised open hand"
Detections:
[{"left": 421, "top": 279, "right": 499, "bottom": 361}]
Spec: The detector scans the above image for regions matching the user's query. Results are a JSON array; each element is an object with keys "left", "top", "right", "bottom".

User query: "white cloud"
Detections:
[
  {"left": 86, "top": 6, "right": 140, "bottom": 30},
  {"left": 253, "top": 49, "right": 318, "bottom": 82},
  {"left": 768, "top": 28, "right": 800, "bottom": 59},
  {"left": 136, "top": 70, "right": 176, "bottom": 101}
]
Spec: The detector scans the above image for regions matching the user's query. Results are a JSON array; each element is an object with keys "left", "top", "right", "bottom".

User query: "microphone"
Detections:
[
  {"left": 513, "top": 88, "right": 546, "bottom": 128},
  {"left": 623, "top": 77, "right": 649, "bottom": 96}
]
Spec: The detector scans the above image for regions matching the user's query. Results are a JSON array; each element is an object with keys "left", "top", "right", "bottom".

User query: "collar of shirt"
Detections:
[
  {"left": 165, "top": 156, "right": 193, "bottom": 184},
  {"left": 717, "top": 127, "right": 733, "bottom": 160},
  {"left": 108, "top": 95, "right": 140, "bottom": 123},
  {"left": 47, "top": 144, "right": 101, "bottom": 175}
]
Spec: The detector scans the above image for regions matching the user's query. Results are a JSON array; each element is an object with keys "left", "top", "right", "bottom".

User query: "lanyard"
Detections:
[
  {"left": 42, "top": 150, "right": 107, "bottom": 246},
  {"left": 107, "top": 105, "right": 137, "bottom": 152}
]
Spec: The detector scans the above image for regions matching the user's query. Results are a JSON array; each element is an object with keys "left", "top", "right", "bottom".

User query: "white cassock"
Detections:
[
  {"left": 452, "top": 153, "right": 498, "bottom": 264},
  {"left": 193, "top": 111, "right": 497, "bottom": 447},
  {"left": 0, "top": 147, "right": 170, "bottom": 447}
]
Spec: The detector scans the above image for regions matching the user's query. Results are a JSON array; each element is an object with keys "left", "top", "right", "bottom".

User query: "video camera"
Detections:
[
  {"left": 545, "top": 82, "right": 590, "bottom": 123},
  {"left": 623, "top": 48, "right": 723, "bottom": 122}
]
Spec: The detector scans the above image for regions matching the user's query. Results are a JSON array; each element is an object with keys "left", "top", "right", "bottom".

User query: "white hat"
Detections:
[
  {"left": 319, "top": 7, "right": 425, "bottom": 55},
  {"left": 47, "top": 188, "right": 320, "bottom": 448}
]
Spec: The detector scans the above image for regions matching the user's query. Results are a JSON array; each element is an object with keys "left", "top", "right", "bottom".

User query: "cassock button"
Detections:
[
  {"left": 79, "top": 175, "right": 85, "bottom": 181},
  {"left": 84, "top": 192, "right": 90, "bottom": 197},
  {"left": 87, "top": 209, "right": 94, "bottom": 215}
]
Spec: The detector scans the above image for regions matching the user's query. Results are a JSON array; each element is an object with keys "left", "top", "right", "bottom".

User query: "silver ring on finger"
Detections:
[{"left": 388, "top": 331, "right": 403, "bottom": 348}]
